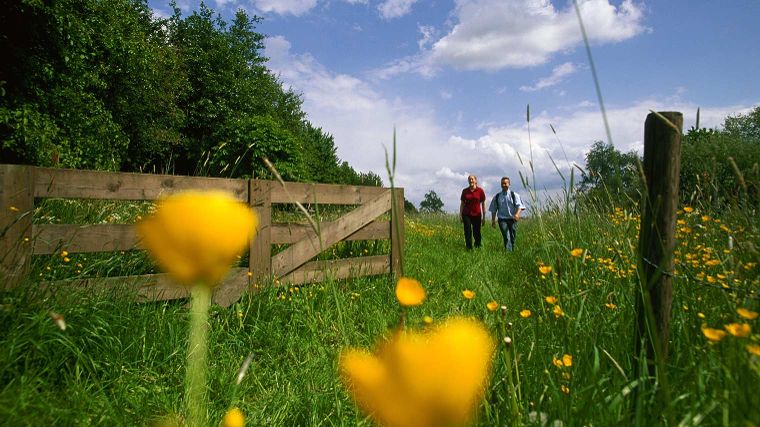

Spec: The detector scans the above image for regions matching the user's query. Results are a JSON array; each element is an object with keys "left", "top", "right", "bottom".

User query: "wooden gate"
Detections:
[{"left": 0, "top": 165, "right": 404, "bottom": 307}]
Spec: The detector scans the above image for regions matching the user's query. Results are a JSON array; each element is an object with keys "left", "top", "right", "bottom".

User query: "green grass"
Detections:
[{"left": 1, "top": 205, "right": 759, "bottom": 426}]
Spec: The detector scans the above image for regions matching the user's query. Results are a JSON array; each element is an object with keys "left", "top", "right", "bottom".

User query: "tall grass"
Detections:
[{"left": 2, "top": 192, "right": 758, "bottom": 425}]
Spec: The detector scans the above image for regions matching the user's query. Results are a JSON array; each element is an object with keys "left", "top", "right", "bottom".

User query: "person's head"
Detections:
[
  {"left": 467, "top": 175, "right": 478, "bottom": 189},
  {"left": 501, "top": 177, "right": 511, "bottom": 190}
]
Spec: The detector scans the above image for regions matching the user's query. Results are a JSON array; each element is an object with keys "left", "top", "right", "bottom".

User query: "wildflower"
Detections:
[
  {"left": 9, "top": 206, "right": 19, "bottom": 212},
  {"left": 247, "top": 271, "right": 253, "bottom": 277},
  {"left": 423, "top": 316, "right": 433, "bottom": 325},
  {"left": 63, "top": 257, "right": 70, "bottom": 263},
  {"left": 562, "top": 354, "right": 573, "bottom": 367},
  {"left": 747, "top": 344, "right": 760, "bottom": 356},
  {"left": 724, "top": 323, "right": 751, "bottom": 338},
  {"left": 605, "top": 303, "right": 617, "bottom": 310},
  {"left": 519, "top": 309, "right": 532, "bottom": 318},
  {"left": 570, "top": 248, "right": 583, "bottom": 258},
  {"left": 545, "top": 296, "right": 558, "bottom": 305},
  {"left": 60, "top": 250, "right": 68, "bottom": 257},
  {"left": 701, "top": 215, "right": 711, "bottom": 222},
  {"left": 339, "top": 317, "right": 495, "bottom": 427},
  {"left": 702, "top": 327, "right": 727, "bottom": 342},
  {"left": 538, "top": 265, "right": 552, "bottom": 275},
  {"left": 486, "top": 301, "right": 499, "bottom": 312},
  {"left": 553, "top": 305, "right": 565, "bottom": 318},
  {"left": 222, "top": 407, "right": 245, "bottom": 427},
  {"left": 552, "top": 357, "right": 564, "bottom": 368},
  {"left": 560, "top": 385, "right": 570, "bottom": 394},
  {"left": 395, "top": 277, "right": 426, "bottom": 307},
  {"left": 137, "top": 191, "right": 257, "bottom": 287},
  {"left": 462, "top": 290, "right": 475, "bottom": 300},
  {"left": 697, "top": 312, "right": 705, "bottom": 319},
  {"left": 737, "top": 308, "right": 759, "bottom": 320},
  {"left": 683, "top": 206, "right": 694, "bottom": 213}
]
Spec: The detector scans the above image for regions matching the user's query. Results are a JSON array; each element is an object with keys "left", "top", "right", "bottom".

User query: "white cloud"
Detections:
[
  {"left": 520, "top": 62, "right": 577, "bottom": 91},
  {"left": 440, "top": 90, "right": 453, "bottom": 100},
  {"left": 418, "top": 25, "right": 437, "bottom": 49},
  {"left": 253, "top": 0, "right": 318, "bottom": 16},
  {"left": 374, "top": 0, "right": 646, "bottom": 78},
  {"left": 378, "top": 0, "right": 419, "bottom": 19}
]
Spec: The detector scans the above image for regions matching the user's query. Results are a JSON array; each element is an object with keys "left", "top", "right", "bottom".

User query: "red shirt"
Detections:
[{"left": 460, "top": 187, "right": 486, "bottom": 216}]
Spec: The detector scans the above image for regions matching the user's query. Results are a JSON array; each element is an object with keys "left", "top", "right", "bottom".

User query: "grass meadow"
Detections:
[{"left": 1, "top": 196, "right": 759, "bottom": 426}]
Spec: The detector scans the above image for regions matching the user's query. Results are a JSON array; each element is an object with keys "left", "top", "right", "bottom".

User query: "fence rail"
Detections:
[{"left": 1, "top": 165, "right": 403, "bottom": 307}]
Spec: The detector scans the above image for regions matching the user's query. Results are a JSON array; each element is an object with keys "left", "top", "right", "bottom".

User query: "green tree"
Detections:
[
  {"left": 419, "top": 190, "right": 444, "bottom": 213},
  {"left": 578, "top": 141, "right": 642, "bottom": 208}
]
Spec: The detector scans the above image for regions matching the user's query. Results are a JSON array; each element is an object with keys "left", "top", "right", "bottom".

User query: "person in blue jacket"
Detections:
[{"left": 488, "top": 176, "right": 525, "bottom": 252}]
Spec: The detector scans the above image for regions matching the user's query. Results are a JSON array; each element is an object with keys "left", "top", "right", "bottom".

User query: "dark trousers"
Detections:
[
  {"left": 498, "top": 218, "right": 518, "bottom": 252},
  {"left": 463, "top": 215, "right": 482, "bottom": 249}
]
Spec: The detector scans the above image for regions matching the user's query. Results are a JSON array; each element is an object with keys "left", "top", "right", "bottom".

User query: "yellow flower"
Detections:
[
  {"left": 737, "top": 308, "right": 759, "bottom": 320},
  {"left": 553, "top": 305, "right": 565, "bottom": 318},
  {"left": 395, "top": 277, "right": 426, "bottom": 307},
  {"left": 339, "top": 317, "right": 495, "bottom": 427},
  {"left": 137, "top": 191, "right": 257, "bottom": 287},
  {"left": 9, "top": 206, "right": 19, "bottom": 212},
  {"left": 724, "top": 323, "right": 751, "bottom": 337},
  {"left": 486, "top": 301, "right": 499, "bottom": 312},
  {"left": 222, "top": 407, "right": 245, "bottom": 427},
  {"left": 683, "top": 206, "right": 694, "bottom": 213},
  {"left": 697, "top": 312, "right": 705, "bottom": 319},
  {"left": 462, "top": 290, "right": 475, "bottom": 300},
  {"left": 60, "top": 250, "right": 68, "bottom": 257},
  {"left": 552, "top": 357, "right": 563, "bottom": 368},
  {"left": 63, "top": 257, "right": 70, "bottom": 263},
  {"left": 562, "top": 354, "right": 573, "bottom": 367},
  {"left": 702, "top": 327, "right": 727, "bottom": 342},
  {"left": 545, "top": 296, "right": 558, "bottom": 305},
  {"left": 423, "top": 316, "right": 433, "bottom": 325},
  {"left": 747, "top": 344, "right": 760, "bottom": 356},
  {"left": 605, "top": 303, "right": 617, "bottom": 310},
  {"left": 538, "top": 265, "right": 553, "bottom": 275},
  {"left": 570, "top": 248, "right": 583, "bottom": 258},
  {"left": 560, "top": 385, "right": 570, "bottom": 394},
  {"left": 519, "top": 309, "right": 532, "bottom": 318}
]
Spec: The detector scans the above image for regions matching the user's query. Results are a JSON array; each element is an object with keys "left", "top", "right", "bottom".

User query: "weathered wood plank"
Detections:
[
  {"left": 270, "top": 220, "right": 389, "bottom": 244},
  {"left": 0, "top": 165, "right": 34, "bottom": 288},
  {"left": 278, "top": 255, "right": 389, "bottom": 286},
  {"left": 263, "top": 180, "right": 387, "bottom": 205},
  {"left": 32, "top": 224, "right": 138, "bottom": 254},
  {"left": 271, "top": 191, "right": 392, "bottom": 277},
  {"left": 249, "top": 180, "right": 272, "bottom": 289},
  {"left": 33, "top": 167, "right": 247, "bottom": 201},
  {"left": 37, "top": 267, "right": 249, "bottom": 303}
]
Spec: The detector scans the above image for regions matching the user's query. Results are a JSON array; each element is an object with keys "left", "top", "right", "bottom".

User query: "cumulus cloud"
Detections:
[
  {"left": 252, "top": 0, "right": 318, "bottom": 16},
  {"left": 373, "top": 0, "right": 646, "bottom": 78},
  {"left": 520, "top": 62, "right": 577, "bottom": 91},
  {"left": 378, "top": 0, "right": 419, "bottom": 19}
]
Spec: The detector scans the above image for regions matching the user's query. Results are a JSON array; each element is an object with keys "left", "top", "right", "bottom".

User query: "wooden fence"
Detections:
[{"left": 0, "top": 165, "right": 404, "bottom": 307}]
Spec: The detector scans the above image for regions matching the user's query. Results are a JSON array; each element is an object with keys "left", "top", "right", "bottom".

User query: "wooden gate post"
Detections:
[
  {"left": 0, "top": 165, "right": 34, "bottom": 289},
  {"left": 635, "top": 112, "right": 682, "bottom": 391},
  {"left": 249, "top": 180, "right": 272, "bottom": 289},
  {"left": 390, "top": 187, "right": 405, "bottom": 278}
]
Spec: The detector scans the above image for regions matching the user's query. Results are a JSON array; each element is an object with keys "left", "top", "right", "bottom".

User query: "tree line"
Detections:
[{"left": 0, "top": 0, "right": 381, "bottom": 187}]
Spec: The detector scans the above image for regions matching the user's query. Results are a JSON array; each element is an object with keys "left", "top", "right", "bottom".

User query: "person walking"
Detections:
[
  {"left": 489, "top": 176, "right": 525, "bottom": 252},
  {"left": 460, "top": 175, "right": 486, "bottom": 250}
]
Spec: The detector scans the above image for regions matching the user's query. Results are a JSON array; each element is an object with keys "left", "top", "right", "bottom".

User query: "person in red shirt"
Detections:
[{"left": 459, "top": 175, "right": 486, "bottom": 249}]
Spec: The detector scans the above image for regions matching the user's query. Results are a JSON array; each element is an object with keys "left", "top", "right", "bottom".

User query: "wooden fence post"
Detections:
[
  {"left": 390, "top": 187, "right": 405, "bottom": 278},
  {"left": 635, "top": 111, "right": 682, "bottom": 406},
  {"left": 0, "top": 165, "right": 34, "bottom": 289},
  {"left": 250, "top": 180, "right": 272, "bottom": 289}
]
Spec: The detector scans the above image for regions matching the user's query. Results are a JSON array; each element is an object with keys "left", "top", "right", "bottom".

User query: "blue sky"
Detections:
[{"left": 149, "top": 0, "right": 760, "bottom": 212}]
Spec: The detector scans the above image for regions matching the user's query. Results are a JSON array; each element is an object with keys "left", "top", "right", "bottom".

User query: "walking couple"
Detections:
[{"left": 459, "top": 175, "right": 525, "bottom": 252}]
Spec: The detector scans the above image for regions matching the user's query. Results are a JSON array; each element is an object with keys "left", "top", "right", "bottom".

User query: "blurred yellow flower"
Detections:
[
  {"left": 462, "top": 290, "right": 475, "bottom": 300},
  {"left": 486, "top": 301, "right": 499, "bottom": 312},
  {"left": 395, "top": 277, "right": 426, "bottom": 307},
  {"left": 702, "top": 327, "right": 727, "bottom": 342},
  {"left": 560, "top": 385, "right": 570, "bottom": 394},
  {"left": 137, "top": 191, "right": 257, "bottom": 287},
  {"left": 538, "top": 265, "right": 553, "bottom": 275},
  {"left": 724, "top": 323, "right": 751, "bottom": 337},
  {"left": 697, "top": 312, "right": 705, "bottom": 319},
  {"left": 570, "top": 248, "right": 583, "bottom": 258},
  {"left": 339, "top": 317, "right": 495, "bottom": 427},
  {"left": 683, "top": 206, "right": 694, "bottom": 213},
  {"left": 423, "top": 316, "right": 433, "bottom": 325},
  {"left": 8, "top": 206, "right": 19, "bottom": 212},
  {"left": 562, "top": 354, "right": 573, "bottom": 367},
  {"left": 553, "top": 305, "right": 565, "bottom": 318},
  {"left": 222, "top": 407, "right": 245, "bottom": 427},
  {"left": 737, "top": 308, "right": 759, "bottom": 320},
  {"left": 60, "top": 250, "right": 68, "bottom": 257},
  {"left": 552, "top": 357, "right": 563, "bottom": 368},
  {"left": 605, "top": 303, "right": 617, "bottom": 310},
  {"left": 747, "top": 344, "right": 760, "bottom": 356},
  {"left": 519, "top": 309, "right": 532, "bottom": 318},
  {"left": 545, "top": 296, "right": 558, "bottom": 305}
]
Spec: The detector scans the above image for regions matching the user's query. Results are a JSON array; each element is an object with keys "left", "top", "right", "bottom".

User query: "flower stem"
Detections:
[{"left": 186, "top": 285, "right": 211, "bottom": 427}]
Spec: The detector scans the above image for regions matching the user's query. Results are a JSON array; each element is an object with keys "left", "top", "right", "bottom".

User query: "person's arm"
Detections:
[
  {"left": 514, "top": 193, "right": 524, "bottom": 221},
  {"left": 489, "top": 197, "right": 497, "bottom": 226},
  {"left": 481, "top": 196, "right": 486, "bottom": 225},
  {"left": 459, "top": 200, "right": 465, "bottom": 222}
]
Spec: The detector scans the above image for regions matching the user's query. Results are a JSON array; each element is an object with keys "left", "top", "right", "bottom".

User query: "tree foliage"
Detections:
[
  {"left": 577, "top": 141, "right": 642, "bottom": 208},
  {"left": 0, "top": 0, "right": 374, "bottom": 187},
  {"left": 419, "top": 190, "right": 445, "bottom": 214}
]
